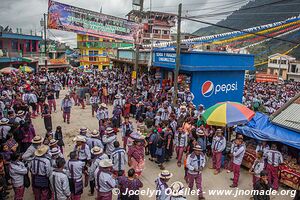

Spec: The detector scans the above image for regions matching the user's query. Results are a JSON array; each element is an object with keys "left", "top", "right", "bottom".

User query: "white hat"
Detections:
[
  {"left": 115, "top": 94, "right": 121, "bottom": 99},
  {"left": 49, "top": 139, "right": 58, "bottom": 146},
  {"left": 105, "top": 127, "right": 114, "bottom": 134},
  {"left": 0, "top": 118, "right": 9, "bottom": 125},
  {"left": 100, "top": 103, "right": 107, "bottom": 108},
  {"left": 196, "top": 129, "right": 205, "bottom": 136},
  {"left": 130, "top": 132, "right": 145, "bottom": 140},
  {"left": 90, "top": 130, "right": 99, "bottom": 137},
  {"left": 170, "top": 181, "right": 185, "bottom": 197},
  {"left": 32, "top": 135, "right": 43, "bottom": 144},
  {"left": 99, "top": 159, "right": 113, "bottom": 168},
  {"left": 50, "top": 147, "right": 60, "bottom": 156},
  {"left": 16, "top": 110, "right": 25, "bottom": 116},
  {"left": 79, "top": 127, "right": 88, "bottom": 133},
  {"left": 73, "top": 135, "right": 86, "bottom": 143},
  {"left": 159, "top": 170, "right": 173, "bottom": 179},
  {"left": 91, "top": 146, "right": 103, "bottom": 155},
  {"left": 193, "top": 145, "right": 202, "bottom": 151},
  {"left": 35, "top": 145, "right": 49, "bottom": 157}
]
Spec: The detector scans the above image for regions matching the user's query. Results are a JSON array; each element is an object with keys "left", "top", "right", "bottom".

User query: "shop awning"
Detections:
[{"left": 235, "top": 112, "right": 300, "bottom": 149}]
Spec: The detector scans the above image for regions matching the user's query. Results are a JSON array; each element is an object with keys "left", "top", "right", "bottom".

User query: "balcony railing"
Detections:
[{"left": 77, "top": 41, "right": 133, "bottom": 49}]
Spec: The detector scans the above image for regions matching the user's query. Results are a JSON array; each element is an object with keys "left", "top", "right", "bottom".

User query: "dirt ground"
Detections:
[{"left": 9, "top": 89, "right": 294, "bottom": 200}]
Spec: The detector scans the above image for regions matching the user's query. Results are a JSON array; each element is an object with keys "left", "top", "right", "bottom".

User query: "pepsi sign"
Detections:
[{"left": 190, "top": 71, "right": 245, "bottom": 108}]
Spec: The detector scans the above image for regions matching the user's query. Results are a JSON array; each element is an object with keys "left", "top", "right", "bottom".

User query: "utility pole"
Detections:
[
  {"left": 43, "top": 13, "right": 48, "bottom": 73},
  {"left": 134, "top": 0, "right": 144, "bottom": 91},
  {"left": 173, "top": 3, "right": 182, "bottom": 106}
]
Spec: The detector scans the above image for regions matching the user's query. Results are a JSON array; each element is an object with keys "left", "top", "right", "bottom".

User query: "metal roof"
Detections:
[{"left": 271, "top": 94, "right": 300, "bottom": 133}]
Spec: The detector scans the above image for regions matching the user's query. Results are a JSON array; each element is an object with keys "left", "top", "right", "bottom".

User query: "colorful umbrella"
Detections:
[
  {"left": 19, "top": 66, "right": 34, "bottom": 73},
  {"left": 0, "top": 67, "right": 18, "bottom": 74},
  {"left": 202, "top": 101, "right": 255, "bottom": 127}
]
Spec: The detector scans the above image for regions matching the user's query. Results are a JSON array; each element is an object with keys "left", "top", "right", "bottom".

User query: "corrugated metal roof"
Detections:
[{"left": 272, "top": 103, "right": 300, "bottom": 133}]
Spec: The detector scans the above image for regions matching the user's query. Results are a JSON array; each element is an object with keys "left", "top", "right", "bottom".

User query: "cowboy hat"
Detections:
[
  {"left": 105, "top": 127, "right": 114, "bottom": 134},
  {"left": 79, "top": 127, "right": 88, "bottom": 133},
  {"left": 0, "top": 118, "right": 9, "bottom": 125},
  {"left": 193, "top": 145, "right": 202, "bottom": 151},
  {"left": 16, "top": 110, "right": 25, "bottom": 116},
  {"left": 50, "top": 147, "right": 60, "bottom": 156},
  {"left": 73, "top": 135, "right": 86, "bottom": 143},
  {"left": 159, "top": 170, "right": 173, "bottom": 179},
  {"left": 91, "top": 146, "right": 103, "bottom": 155},
  {"left": 130, "top": 132, "right": 145, "bottom": 140},
  {"left": 100, "top": 103, "right": 107, "bottom": 108},
  {"left": 90, "top": 130, "right": 99, "bottom": 137},
  {"left": 170, "top": 181, "right": 185, "bottom": 197},
  {"left": 49, "top": 139, "right": 58, "bottom": 146},
  {"left": 34, "top": 145, "right": 49, "bottom": 157},
  {"left": 99, "top": 159, "right": 113, "bottom": 168},
  {"left": 196, "top": 129, "right": 205, "bottom": 136},
  {"left": 32, "top": 135, "right": 43, "bottom": 144}
]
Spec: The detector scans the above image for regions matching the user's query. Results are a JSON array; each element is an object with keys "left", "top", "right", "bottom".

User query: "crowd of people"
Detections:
[
  {"left": 243, "top": 81, "right": 300, "bottom": 114},
  {"left": 0, "top": 69, "right": 299, "bottom": 200}
]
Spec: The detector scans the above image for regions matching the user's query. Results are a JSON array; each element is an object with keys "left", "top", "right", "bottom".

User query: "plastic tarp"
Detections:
[{"left": 235, "top": 112, "right": 300, "bottom": 150}]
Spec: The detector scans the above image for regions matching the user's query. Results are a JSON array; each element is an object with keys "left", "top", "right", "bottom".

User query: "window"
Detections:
[
  {"left": 88, "top": 36, "right": 98, "bottom": 41},
  {"left": 163, "top": 30, "right": 169, "bottom": 35},
  {"left": 11, "top": 40, "right": 18, "bottom": 51},
  {"left": 32, "top": 41, "right": 37, "bottom": 52},
  {"left": 0, "top": 40, "right": 3, "bottom": 49},
  {"left": 26, "top": 41, "right": 31, "bottom": 52},
  {"left": 269, "top": 59, "right": 277, "bottom": 64},
  {"left": 291, "top": 65, "right": 296, "bottom": 73},
  {"left": 89, "top": 50, "right": 98, "bottom": 62},
  {"left": 281, "top": 60, "right": 287, "bottom": 65}
]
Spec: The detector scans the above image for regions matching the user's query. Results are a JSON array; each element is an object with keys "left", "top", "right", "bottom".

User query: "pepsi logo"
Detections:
[{"left": 202, "top": 81, "right": 214, "bottom": 97}]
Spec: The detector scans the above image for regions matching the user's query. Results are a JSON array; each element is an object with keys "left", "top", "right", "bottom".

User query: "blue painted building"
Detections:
[
  {"left": 0, "top": 32, "right": 42, "bottom": 68},
  {"left": 153, "top": 49, "right": 255, "bottom": 108}
]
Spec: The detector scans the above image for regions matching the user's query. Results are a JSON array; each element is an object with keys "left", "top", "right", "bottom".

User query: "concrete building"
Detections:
[
  {"left": 287, "top": 61, "right": 300, "bottom": 82},
  {"left": 0, "top": 27, "right": 42, "bottom": 69},
  {"left": 77, "top": 34, "right": 132, "bottom": 71},
  {"left": 127, "top": 10, "right": 176, "bottom": 45},
  {"left": 267, "top": 53, "right": 296, "bottom": 80}
]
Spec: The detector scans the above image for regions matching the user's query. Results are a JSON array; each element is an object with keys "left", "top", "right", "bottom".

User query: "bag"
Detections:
[
  {"left": 24, "top": 173, "right": 30, "bottom": 188},
  {"left": 33, "top": 175, "right": 49, "bottom": 188},
  {"left": 155, "top": 148, "right": 163, "bottom": 156},
  {"left": 74, "top": 179, "right": 83, "bottom": 195}
]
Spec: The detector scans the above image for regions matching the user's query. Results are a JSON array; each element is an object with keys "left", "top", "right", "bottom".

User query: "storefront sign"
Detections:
[
  {"left": 154, "top": 52, "right": 176, "bottom": 64},
  {"left": 48, "top": 0, "right": 140, "bottom": 41}
]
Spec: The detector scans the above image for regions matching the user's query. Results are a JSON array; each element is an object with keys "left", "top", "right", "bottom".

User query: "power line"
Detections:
[
  {"left": 181, "top": 17, "right": 300, "bottom": 45},
  {"left": 188, "top": 0, "right": 295, "bottom": 18}
]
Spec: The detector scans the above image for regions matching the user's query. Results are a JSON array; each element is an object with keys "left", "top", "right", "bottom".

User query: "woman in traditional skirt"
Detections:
[
  {"left": 41, "top": 101, "right": 52, "bottom": 132},
  {"left": 127, "top": 132, "right": 145, "bottom": 177}
]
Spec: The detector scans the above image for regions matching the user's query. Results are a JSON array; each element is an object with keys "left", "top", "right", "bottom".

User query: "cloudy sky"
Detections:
[{"left": 0, "top": 0, "right": 249, "bottom": 47}]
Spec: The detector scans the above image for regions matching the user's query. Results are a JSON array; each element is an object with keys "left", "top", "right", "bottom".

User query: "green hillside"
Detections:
[{"left": 193, "top": 0, "right": 300, "bottom": 63}]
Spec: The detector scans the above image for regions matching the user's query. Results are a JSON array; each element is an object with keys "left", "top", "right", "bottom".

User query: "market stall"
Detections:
[{"left": 236, "top": 112, "right": 300, "bottom": 190}]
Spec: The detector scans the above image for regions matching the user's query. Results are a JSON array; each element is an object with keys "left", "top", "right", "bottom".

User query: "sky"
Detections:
[{"left": 0, "top": 0, "right": 249, "bottom": 47}]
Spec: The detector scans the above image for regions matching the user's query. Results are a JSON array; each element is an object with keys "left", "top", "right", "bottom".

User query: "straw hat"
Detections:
[
  {"left": 130, "top": 132, "right": 145, "bottom": 140},
  {"left": 16, "top": 110, "right": 25, "bottom": 116},
  {"left": 91, "top": 146, "right": 103, "bottom": 155},
  {"left": 159, "top": 170, "right": 173, "bottom": 179},
  {"left": 170, "top": 181, "right": 185, "bottom": 197},
  {"left": 99, "top": 159, "right": 113, "bottom": 168},
  {"left": 0, "top": 118, "right": 9, "bottom": 125},
  {"left": 73, "top": 135, "right": 86, "bottom": 143},
  {"left": 79, "top": 127, "right": 88, "bottom": 133},
  {"left": 105, "top": 127, "right": 114, "bottom": 134},
  {"left": 50, "top": 147, "right": 60, "bottom": 156},
  {"left": 100, "top": 103, "right": 107, "bottom": 108},
  {"left": 193, "top": 145, "right": 202, "bottom": 151},
  {"left": 90, "top": 130, "right": 99, "bottom": 137},
  {"left": 196, "top": 129, "right": 205, "bottom": 136},
  {"left": 180, "top": 105, "right": 187, "bottom": 110},
  {"left": 35, "top": 145, "right": 49, "bottom": 157},
  {"left": 49, "top": 139, "right": 58, "bottom": 146},
  {"left": 32, "top": 135, "right": 43, "bottom": 144}
]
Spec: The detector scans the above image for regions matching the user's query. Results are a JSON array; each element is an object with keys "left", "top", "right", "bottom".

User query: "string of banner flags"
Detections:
[{"left": 142, "top": 16, "right": 300, "bottom": 49}]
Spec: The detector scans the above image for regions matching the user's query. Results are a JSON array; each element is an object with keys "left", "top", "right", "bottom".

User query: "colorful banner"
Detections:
[{"left": 48, "top": 0, "right": 140, "bottom": 41}]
